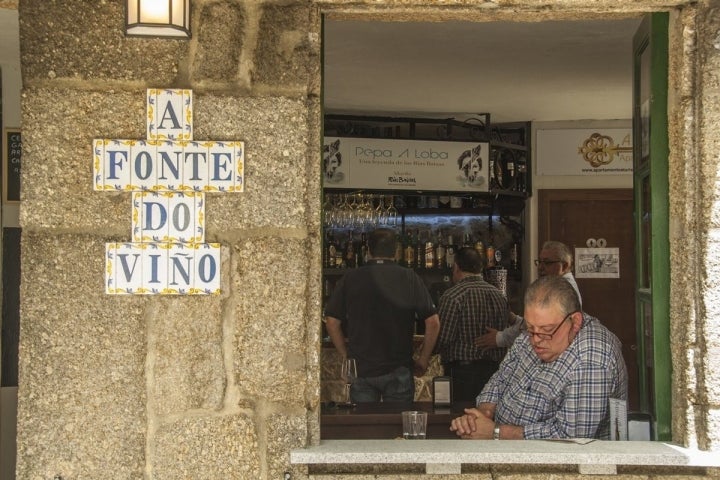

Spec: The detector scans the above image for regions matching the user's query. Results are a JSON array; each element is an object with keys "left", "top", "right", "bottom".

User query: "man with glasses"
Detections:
[
  {"left": 475, "top": 240, "right": 581, "bottom": 349},
  {"left": 450, "top": 275, "right": 627, "bottom": 439}
]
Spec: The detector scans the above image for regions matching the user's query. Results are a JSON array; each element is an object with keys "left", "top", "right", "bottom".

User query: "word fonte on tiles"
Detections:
[
  {"left": 96, "top": 89, "right": 244, "bottom": 295},
  {"left": 92, "top": 139, "right": 244, "bottom": 192}
]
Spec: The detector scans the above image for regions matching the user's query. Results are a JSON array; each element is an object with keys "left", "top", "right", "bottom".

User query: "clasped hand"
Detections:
[{"left": 449, "top": 407, "right": 495, "bottom": 439}]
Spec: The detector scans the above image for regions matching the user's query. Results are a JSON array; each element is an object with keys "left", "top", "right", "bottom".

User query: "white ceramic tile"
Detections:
[
  {"left": 141, "top": 243, "right": 169, "bottom": 294},
  {"left": 105, "top": 243, "right": 117, "bottom": 294},
  {"left": 182, "top": 141, "right": 210, "bottom": 192},
  {"left": 93, "top": 139, "right": 108, "bottom": 191},
  {"left": 156, "top": 140, "right": 184, "bottom": 190},
  {"left": 232, "top": 141, "right": 245, "bottom": 192},
  {"left": 147, "top": 89, "right": 192, "bottom": 141},
  {"left": 129, "top": 140, "right": 158, "bottom": 191},
  {"left": 192, "top": 243, "right": 221, "bottom": 294},
  {"left": 113, "top": 243, "right": 144, "bottom": 294},
  {"left": 166, "top": 243, "right": 194, "bottom": 294},
  {"left": 146, "top": 89, "right": 157, "bottom": 139},
  {"left": 193, "top": 193, "right": 206, "bottom": 243},
  {"left": 181, "top": 89, "right": 193, "bottom": 141},
  {"left": 167, "top": 191, "right": 204, "bottom": 243},
  {"left": 97, "top": 139, "right": 132, "bottom": 191},
  {"left": 133, "top": 191, "right": 171, "bottom": 242},
  {"left": 205, "top": 141, "right": 235, "bottom": 192},
  {"left": 131, "top": 192, "right": 143, "bottom": 242}
]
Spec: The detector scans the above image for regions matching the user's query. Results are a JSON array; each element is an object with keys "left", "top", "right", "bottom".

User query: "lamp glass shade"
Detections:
[{"left": 126, "top": 0, "right": 190, "bottom": 38}]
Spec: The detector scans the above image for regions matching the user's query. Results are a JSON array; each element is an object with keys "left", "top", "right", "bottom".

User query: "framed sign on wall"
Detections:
[{"left": 3, "top": 128, "right": 21, "bottom": 203}]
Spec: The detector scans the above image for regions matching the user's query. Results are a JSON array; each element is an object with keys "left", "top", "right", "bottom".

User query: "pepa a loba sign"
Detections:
[{"left": 323, "top": 137, "right": 489, "bottom": 192}]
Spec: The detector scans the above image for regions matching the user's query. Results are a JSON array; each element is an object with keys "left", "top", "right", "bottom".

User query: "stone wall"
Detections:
[{"left": 12, "top": 0, "right": 720, "bottom": 479}]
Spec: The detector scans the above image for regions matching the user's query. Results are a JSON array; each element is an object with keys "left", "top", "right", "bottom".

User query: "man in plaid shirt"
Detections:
[
  {"left": 450, "top": 275, "right": 628, "bottom": 439},
  {"left": 435, "top": 247, "right": 510, "bottom": 402}
]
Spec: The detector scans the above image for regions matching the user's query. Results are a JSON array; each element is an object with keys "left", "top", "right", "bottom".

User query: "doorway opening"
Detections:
[{"left": 320, "top": 12, "right": 669, "bottom": 440}]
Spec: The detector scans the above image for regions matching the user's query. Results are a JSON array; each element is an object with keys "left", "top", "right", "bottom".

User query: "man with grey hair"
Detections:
[
  {"left": 476, "top": 240, "right": 581, "bottom": 349},
  {"left": 450, "top": 275, "right": 627, "bottom": 440}
]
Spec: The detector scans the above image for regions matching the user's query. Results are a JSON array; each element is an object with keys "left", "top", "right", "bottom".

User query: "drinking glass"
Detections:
[
  {"left": 384, "top": 195, "right": 398, "bottom": 226},
  {"left": 340, "top": 358, "right": 357, "bottom": 405}
]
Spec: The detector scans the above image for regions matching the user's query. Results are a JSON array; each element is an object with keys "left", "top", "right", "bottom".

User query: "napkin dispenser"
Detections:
[{"left": 432, "top": 376, "right": 452, "bottom": 407}]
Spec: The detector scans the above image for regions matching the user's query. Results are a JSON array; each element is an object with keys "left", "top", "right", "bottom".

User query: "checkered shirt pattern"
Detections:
[
  {"left": 477, "top": 313, "right": 628, "bottom": 440},
  {"left": 436, "top": 275, "right": 510, "bottom": 363}
]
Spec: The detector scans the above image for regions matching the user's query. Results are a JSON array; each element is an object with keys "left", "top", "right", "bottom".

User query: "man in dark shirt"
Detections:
[
  {"left": 325, "top": 228, "right": 440, "bottom": 402},
  {"left": 436, "top": 247, "right": 509, "bottom": 402}
]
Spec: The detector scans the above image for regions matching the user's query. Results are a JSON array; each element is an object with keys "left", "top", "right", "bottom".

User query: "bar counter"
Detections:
[{"left": 321, "top": 401, "right": 474, "bottom": 440}]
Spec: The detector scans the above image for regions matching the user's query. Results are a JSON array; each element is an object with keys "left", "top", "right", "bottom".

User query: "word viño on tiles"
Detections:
[{"left": 94, "top": 89, "right": 244, "bottom": 294}]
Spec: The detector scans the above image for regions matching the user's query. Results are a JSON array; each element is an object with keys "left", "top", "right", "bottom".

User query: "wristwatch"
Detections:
[{"left": 493, "top": 423, "right": 501, "bottom": 440}]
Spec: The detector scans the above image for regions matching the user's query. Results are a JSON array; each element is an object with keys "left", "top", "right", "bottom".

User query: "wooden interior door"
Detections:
[{"left": 538, "top": 189, "right": 639, "bottom": 410}]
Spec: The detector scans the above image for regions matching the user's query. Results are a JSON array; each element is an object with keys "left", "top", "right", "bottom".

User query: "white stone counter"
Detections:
[{"left": 291, "top": 439, "right": 720, "bottom": 475}]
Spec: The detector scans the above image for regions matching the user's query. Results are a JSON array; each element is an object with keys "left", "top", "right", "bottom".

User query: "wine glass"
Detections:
[
  {"left": 384, "top": 195, "right": 398, "bottom": 226},
  {"left": 340, "top": 358, "right": 357, "bottom": 405}
]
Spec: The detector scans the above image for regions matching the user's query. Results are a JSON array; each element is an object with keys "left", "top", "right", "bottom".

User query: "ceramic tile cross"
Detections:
[{"left": 93, "top": 89, "right": 244, "bottom": 294}]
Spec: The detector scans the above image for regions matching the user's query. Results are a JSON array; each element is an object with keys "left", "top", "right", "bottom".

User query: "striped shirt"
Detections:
[
  {"left": 477, "top": 313, "right": 628, "bottom": 439},
  {"left": 436, "top": 275, "right": 509, "bottom": 363}
]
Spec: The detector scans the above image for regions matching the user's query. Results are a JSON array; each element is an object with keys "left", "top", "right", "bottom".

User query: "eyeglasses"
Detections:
[
  {"left": 534, "top": 259, "right": 561, "bottom": 266},
  {"left": 521, "top": 311, "right": 577, "bottom": 340}
]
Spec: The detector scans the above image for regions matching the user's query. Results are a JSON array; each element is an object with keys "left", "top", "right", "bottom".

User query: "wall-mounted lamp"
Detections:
[{"left": 125, "top": 0, "right": 191, "bottom": 38}]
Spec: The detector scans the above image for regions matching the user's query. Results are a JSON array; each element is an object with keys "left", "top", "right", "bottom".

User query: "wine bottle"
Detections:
[{"left": 415, "top": 229, "right": 423, "bottom": 269}]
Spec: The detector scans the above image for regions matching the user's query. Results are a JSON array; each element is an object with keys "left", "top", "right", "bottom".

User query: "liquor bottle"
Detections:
[
  {"left": 344, "top": 231, "right": 356, "bottom": 268},
  {"left": 463, "top": 233, "right": 472, "bottom": 247},
  {"left": 491, "top": 150, "right": 505, "bottom": 190},
  {"left": 510, "top": 242, "right": 519, "bottom": 270},
  {"left": 488, "top": 156, "right": 495, "bottom": 190},
  {"left": 395, "top": 235, "right": 403, "bottom": 264},
  {"left": 404, "top": 232, "right": 415, "bottom": 268},
  {"left": 359, "top": 232, "right": 369, "bottom": 266},
  {"left": 326, "top": 231, "right": 338, "bottom": 268},
  {"left": 435, "top": 232, "right": 446, "bottom": 269},
  {"left": 424, "top": 237, "right": 435, "bottom": 269},
  {"left": 507, "top": 155, "right": 516, "bottom": 191},
  {"left": 474, "top": 237, "right": 485, "bottom": 269},
  {"left": 517, "top": 158, "right": 527, "bottom": 193},
  {"left": 415, "top": 230, "right": 424, "bottom": 269},
  {"left": 445, "top": 235, "right": 456, "bottom": 269},
  {"left": 486, "top": 244, "right": 496, "bottom": 268},
  {"left": 336, "top": 236, "right": 346, "bottom": 268}
]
